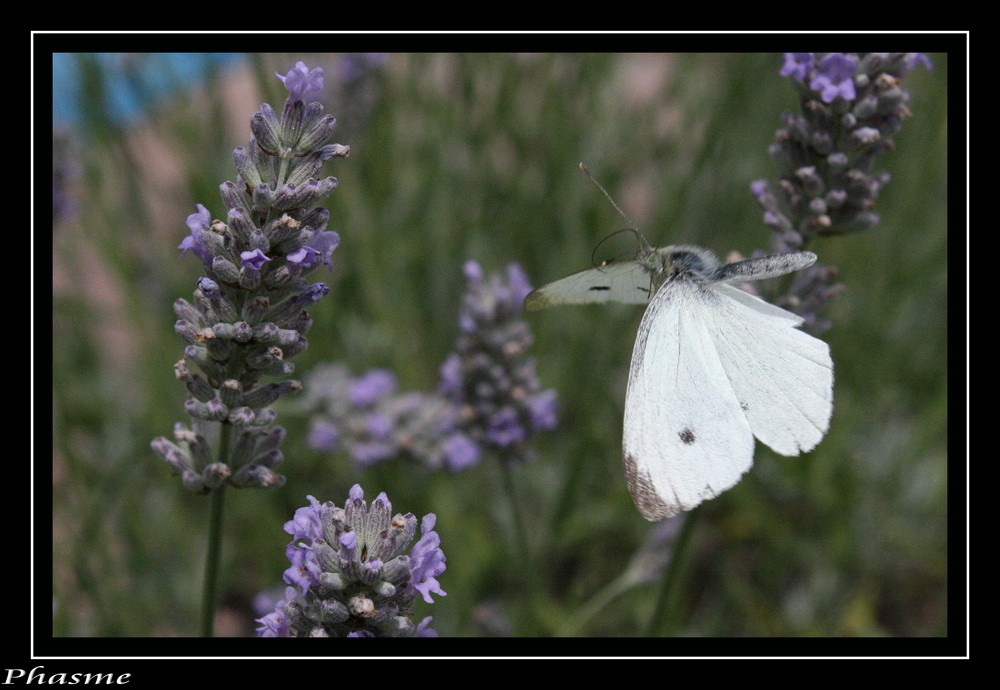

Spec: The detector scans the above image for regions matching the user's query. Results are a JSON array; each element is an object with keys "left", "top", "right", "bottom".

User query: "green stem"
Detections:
[
  {"left": 199, "top": 429, "right": 230, "bottom": 637},
  {"left": 498, "top": 459, "right": 529, "bottom": 555},
  {"left": 497, "top": 458, "right": 544, "bottom": 631},
  {"left": 645, "top": 506, "right": 700, "bottom": 636},
  {"left": 557, "top": 574, "right": 631, "bottom": 637}
]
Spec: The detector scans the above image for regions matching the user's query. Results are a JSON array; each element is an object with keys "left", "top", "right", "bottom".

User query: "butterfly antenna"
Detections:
[
  {"left": 580, "top": 163, "right": 650, "bottom": 268},
  {"left": 579, "top": 162, "right": 634, "bottom": 227}
]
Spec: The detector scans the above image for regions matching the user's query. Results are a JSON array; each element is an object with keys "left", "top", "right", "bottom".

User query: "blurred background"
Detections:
[{"left": 50, "top": 52, "right": 949, "bottom": 638}]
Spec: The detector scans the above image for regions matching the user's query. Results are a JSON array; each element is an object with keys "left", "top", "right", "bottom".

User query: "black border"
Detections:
[{"left": 34, "top": 30, "right": 969, "bottom": 674}]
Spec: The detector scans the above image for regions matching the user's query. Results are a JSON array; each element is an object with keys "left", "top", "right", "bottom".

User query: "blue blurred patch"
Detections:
[{"left": 53, "top": 53, "right": 245, "bottom": 127}]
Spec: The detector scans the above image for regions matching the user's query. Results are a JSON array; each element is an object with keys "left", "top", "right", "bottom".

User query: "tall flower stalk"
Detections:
[{"left": 149, "top": 62, "right": 349, "bottom": 636}]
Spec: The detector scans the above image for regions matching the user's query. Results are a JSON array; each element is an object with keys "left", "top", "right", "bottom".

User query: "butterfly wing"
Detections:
[
  {"left": 622, "top": 279, "right": 755, "bottom": 520},
  {"left": 524, "top": 261, "right": 654, "bottom": 310},
  {"left": 703, "top": 283, "right": 834, "bottom": 456}
]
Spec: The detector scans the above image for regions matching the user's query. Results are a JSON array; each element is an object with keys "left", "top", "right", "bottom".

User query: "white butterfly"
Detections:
[{"left": 525, "top": 232, "right": 834, "bottom": 520}]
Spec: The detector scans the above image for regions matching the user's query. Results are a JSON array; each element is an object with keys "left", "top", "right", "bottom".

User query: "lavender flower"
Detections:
[
  {"left": 439, "top": 261, "right": 558, "bottom": 466},
  {"left": 151, "top": 63, "right": 350, "bottom": 492},
  {"left": 748, "top": 52, "right": 931, "bottom": 331},
  {"left": 255, "top": 586, "right": 297, "bottom": 637},
  {"left": 779, "top": 53, "right": 813, "bottom": 81},
  {"left": 276, "top": 61, "right": 325, "bottom": 103},
  {"left": 178, "top": 203, "right": 213, "bottom": 266},
  {"left": 301, "top": 261, "right": 557, "bottom": 471},
  {"left": 755, "top": 52, "right": 932, "bottom": 241},
  {"left": 302, "top": 364, "right": 478, "bottom": 471},
  {"left": 810, "top": 53, "right": 858, "bottom": 103},
  {"left": 256, "top": 485, "right": 446, "bottom": 637}
]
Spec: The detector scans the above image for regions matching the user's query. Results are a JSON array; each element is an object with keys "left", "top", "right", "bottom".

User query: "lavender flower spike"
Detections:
[
  {"left": 257, "top": 486, "right": 446, "bottom": 637},
  {"left": 757, "top": 52, "right": 932, "bottom": 240},
  {"left": 439, "top": 261, "right": 558, "bottom": 466},
  {"left": 151, "top": 62, "right": 349, "bottom": 492},
  {"left": 300, "top": 261, "right": 556, "bottom": 472},
  {"left": 748, "top": 51, "right": 932, "bottom": 332}
]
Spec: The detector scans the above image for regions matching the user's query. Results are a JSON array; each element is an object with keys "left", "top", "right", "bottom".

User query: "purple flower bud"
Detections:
[
  {"left": 350, "top": 441, "right": 395, "bottom": 467},
  {"left": 366, "top": 413, "right": 393, "bottom": 439},
  {"left": 255, "top": 587, "right": 296, "bottom": 637},
  {"left": 196, "top": 276, "right": 221, "bottom": 299},
  {"left": 438, "top": 354, "right": 463, "bottom": 396},
  {"left": 902, "top": 53, "right": 933, "bottom": 73},
  {"left": 527, "top": 390, "right": 558, "bottom": 431},
  {"left": 289, "top": 230, "right": 340, "bottom": 268},
  {"left": 309, "top": 230, "right": 341, "bottom": 266},
  {"left": 283, "top": 542, "right": 322, "bottom": 595},
  {"left": 750, "top": 179, "right": 769, "bottom": 199},
  {"left": 504, "top": 263, "right": 533, "bottom": 306},
  {"left": 339, "top": 530, "right": 357, "bottom": 551},
  {"left": 415, "top": 616, "right": 438, "bottom": 637}
]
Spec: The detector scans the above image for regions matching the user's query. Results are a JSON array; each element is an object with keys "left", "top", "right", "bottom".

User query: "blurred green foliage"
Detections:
[{"left": 51, "top": 52, "right": 948, "bottom": 639}]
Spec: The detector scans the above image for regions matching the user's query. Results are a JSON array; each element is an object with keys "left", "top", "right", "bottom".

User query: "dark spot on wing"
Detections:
[
  {"left": 589, "top": 285, "right": 611, "bottom": 291},
  {"left": 679, "top": 428, "right": 696, "bottom": 445},
  {"left": 740, "top": 401, "right": 749, "bottom": 412}
]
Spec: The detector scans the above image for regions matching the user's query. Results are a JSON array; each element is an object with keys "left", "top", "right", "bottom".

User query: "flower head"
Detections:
[
  {"left": 760, "top": 52, "right": 932, "bottom": 240},
  {"left": 257, "top": 486, "right": 445, "bottom": 637},
  {"left": 303, "top": 364, "right": 474, "bottom": 471},
  {"left": 300, "top": 261, "right": 556, "bottom": 471},
  {"left": 152, "top": 62, "right": 349, "bottom": 493},
  {"left": 439, "top": 261, "right": 558, "bottom": 465},
  {"left": 749, "top": 51, "right": 931, "bottom": 332}
]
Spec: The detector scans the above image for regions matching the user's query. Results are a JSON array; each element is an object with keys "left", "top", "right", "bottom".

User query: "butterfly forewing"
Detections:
[
  {"left": 524, "top": 260, "right": 653, "bottom": 310},
  {"left": 622, "top": 280, "right": 755, "bottom": 520}
]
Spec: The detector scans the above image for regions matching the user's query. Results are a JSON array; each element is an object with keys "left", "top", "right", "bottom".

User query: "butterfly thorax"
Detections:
[{"left": 639, "top": 244, "right": 720, "bottom": 289}]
